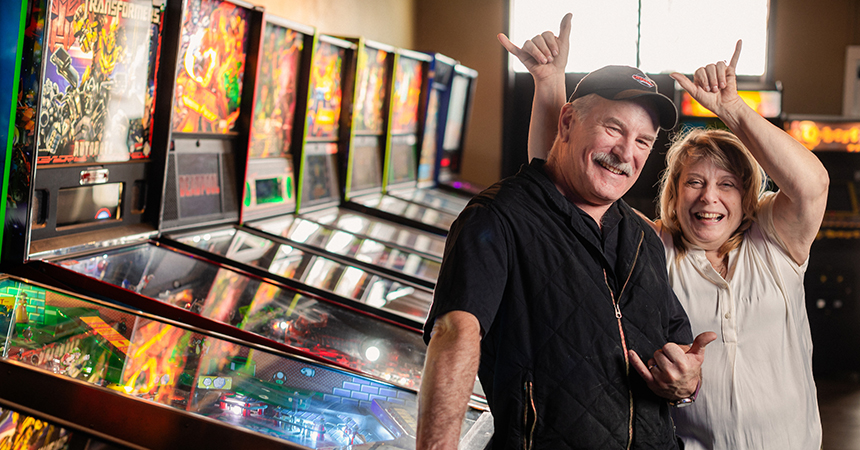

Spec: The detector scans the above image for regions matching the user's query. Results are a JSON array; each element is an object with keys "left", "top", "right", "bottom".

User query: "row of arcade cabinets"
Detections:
[
  {"left": 0, "top": 0, "right": 491, "bottom": 448},
  {"left": 674, "top": 84, "right": 860, "bottom": 377}
]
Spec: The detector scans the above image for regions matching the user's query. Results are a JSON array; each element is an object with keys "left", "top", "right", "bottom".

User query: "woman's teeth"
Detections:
[{"left": 695, "top": 212, "right": 723, "bottom": 221}]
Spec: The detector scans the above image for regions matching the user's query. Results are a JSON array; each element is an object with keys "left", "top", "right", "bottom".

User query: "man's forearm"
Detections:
[{"left": 417, "top": 311, "right": 482, "bottom": 450}]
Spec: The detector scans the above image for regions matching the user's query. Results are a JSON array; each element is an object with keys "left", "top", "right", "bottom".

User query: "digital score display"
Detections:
[
  {"left": 306, "top": 41, "right": 345, "bottom": 139},
  {"left": 248, "top": 22, "right": 305, "bottom": 158},
  {"left": 172, "top": 0, "right": 251, "bottom": 134},
  {"left": 56, "top": 183, "right": 122, "bottom": 228},
  {"left": 352, "top": 46, "right": 390, "bottom": 134},
  {"left": 36, "top": 0, "right": 153, "bottom": 165},
  {"left": 242, "top": 157, "right": 295, "bottom": 219},
  {"left": 177, "top": 153, "right": 222, "bottom": 217},
  {"left": 390, "top": 56, "right": 424, "bottom": 134},
  {"left": 255, "top": 177, "right": 286, "bottom": 205},
  {"left": 681, "top": 90, "right": 781, "bottom": 118}
]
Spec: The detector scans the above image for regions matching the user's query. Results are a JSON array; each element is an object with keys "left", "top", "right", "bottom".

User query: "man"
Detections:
[{"left": 416, "top": 16, "right": 716, "bottom": 449}]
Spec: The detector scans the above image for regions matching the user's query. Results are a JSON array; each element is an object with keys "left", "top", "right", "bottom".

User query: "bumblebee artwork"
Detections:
[{"left": 36, "top": 0, "right": 153, "bottom": 165}]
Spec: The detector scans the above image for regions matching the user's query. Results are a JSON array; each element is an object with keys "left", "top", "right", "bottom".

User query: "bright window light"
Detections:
[
  {"left": 509, "top": 0, "right": 638, "bottom": 73},
  {"left": 509, "top": 0, "right": 769, "bottom": 76},
  {"left": 639, "top": 0, "right": 768, "bottom": 76}
]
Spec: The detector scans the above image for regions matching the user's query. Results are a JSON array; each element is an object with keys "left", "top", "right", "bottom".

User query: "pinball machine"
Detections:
[
  {"left": 1, "top": 0, "right": 491, "bottom": 447},
  {"left": 161, "top": 31, "right": 454, "bottom": 332}
]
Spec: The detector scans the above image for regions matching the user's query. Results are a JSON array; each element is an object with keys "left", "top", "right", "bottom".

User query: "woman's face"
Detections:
[{"left": 675, "top": 157, "right": 745, "bottom": 252}]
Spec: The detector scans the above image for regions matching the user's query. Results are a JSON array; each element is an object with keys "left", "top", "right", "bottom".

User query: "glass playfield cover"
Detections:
[{"left": 0, "top": 275, "right": 426, "bottom": 448}]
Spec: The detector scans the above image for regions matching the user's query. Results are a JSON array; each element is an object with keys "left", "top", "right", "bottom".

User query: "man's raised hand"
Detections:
[{"left": 497, "top": 12, "right": 572, "bottom": 83}]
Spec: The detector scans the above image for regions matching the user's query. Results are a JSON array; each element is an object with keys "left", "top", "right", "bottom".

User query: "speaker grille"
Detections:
[{"left": 162, "top": 153, "right": 178, "bottom": 222}]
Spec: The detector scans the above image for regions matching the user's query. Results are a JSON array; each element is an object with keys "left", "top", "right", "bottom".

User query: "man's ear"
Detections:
[{"left": 558, "top": 103, "right": 576, "bottom": 143}]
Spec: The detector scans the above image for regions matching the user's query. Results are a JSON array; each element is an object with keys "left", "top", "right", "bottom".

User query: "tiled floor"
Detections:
[{"left": 818, "top": 374, "right": 860, "bottom": 449}]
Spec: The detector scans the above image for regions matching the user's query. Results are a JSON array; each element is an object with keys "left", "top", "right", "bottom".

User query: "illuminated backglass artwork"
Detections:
[
  {"left": 389, "top": 56, "right": 423, "bottom": 134},
  {"left": 37, "top": 0, "right": 154, "bottom": 165},
  {"left": 305, "top": 41, "right": 344, "bottom": 139},
  {"left": 248, "top": 23, "right": 304, "bottom": 158},
  {"left": 351, "top": 46, "right": 389, "bottom": 134},
  {"left": 172, "top": 0, "right": 251, "bottom": 134}
]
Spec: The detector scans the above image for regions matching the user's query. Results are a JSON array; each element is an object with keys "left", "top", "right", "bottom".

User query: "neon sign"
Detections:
[{"left": 785, "top": 120, "right": 860, "bottom": 152}]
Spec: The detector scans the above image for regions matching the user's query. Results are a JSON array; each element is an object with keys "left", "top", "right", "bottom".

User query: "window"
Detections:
[{"left": 509, "top": 0, "right": 770, "bottom": 76}]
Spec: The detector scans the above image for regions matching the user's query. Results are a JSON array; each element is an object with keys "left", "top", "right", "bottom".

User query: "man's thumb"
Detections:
[{"left": 688, "top": 331, "right": 717, "bottom": 355}]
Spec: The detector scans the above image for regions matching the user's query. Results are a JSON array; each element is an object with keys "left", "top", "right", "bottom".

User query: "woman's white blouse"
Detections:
[{"left": 662, "top": 192, "right": 822, "bottom": 450}]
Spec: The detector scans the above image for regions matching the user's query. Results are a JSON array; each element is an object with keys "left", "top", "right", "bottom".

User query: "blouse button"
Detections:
[{"left": 725, "top": 312, "right": 732, "bottom": 319}]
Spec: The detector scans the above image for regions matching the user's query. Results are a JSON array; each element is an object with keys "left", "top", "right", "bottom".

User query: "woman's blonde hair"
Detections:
[{"left": 657, "top": 127, "right": 766, "bottom": 260}]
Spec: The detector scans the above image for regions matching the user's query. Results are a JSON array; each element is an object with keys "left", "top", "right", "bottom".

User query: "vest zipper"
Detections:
[
  {"left": 603, "top": 230, "right": 644, "bottom": 450},
  {"left": 523, "top": 380, "right": 536, "bottom": 450}
]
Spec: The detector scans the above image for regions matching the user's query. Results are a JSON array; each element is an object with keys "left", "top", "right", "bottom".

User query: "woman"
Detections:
[{"left": 501, "top": 15, "right": 828, "bottom": 449}]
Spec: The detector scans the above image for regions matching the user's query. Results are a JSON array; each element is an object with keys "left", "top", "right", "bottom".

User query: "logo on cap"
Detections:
[{"left": 632, "top": 74, "right": 655, "bottom": 88}]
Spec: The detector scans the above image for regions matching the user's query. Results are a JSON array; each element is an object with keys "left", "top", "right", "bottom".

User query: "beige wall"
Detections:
[
  {"left": 772, "top": 0, "right": 860, "bottom": 115},
  {"left": 252, "top": 0, "right": 415, "bottom": 48}
]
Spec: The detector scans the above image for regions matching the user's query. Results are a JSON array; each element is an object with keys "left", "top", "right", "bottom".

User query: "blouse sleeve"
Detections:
[{"left": 755, "top": 191, "right": 810, "bottom": 271}]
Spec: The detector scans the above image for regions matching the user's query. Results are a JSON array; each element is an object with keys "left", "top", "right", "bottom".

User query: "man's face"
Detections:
[{"left": 553, "top": 96, "right": 660, "bottom": 208}]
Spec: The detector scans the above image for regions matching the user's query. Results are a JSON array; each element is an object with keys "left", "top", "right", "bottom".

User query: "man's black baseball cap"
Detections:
[{"left": 569, "top": 65, "right": 678, "bottom": 130}]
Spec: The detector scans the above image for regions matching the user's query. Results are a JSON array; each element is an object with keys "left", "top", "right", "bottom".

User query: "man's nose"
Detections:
[{"left": 613, "top": 137, "right": 636, "bottom": 162}]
